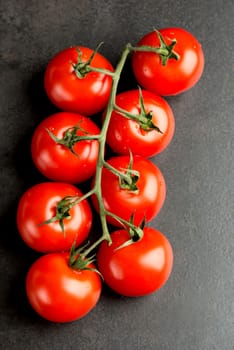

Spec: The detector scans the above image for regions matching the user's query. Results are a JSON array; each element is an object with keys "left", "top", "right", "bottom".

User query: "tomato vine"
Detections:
[{"left": 56, "top": 37, "right": 179, "bottom": 265}]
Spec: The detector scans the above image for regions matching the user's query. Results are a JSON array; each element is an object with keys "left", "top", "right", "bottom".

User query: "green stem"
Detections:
[
  {"left": 68, "top": 45, "right": 132, "bottom": 262},
  {"left": 91, "top": 44, "right": 132, "bottom": 242},
  {"left": 130, "top": 44, "right": 169, "bottom": 55},
  {"left": 114, "top": 103, "right": 150, "bottom": 126},
  {"left": 88, "top": 66, "right": 115, "bottom": 77},
  {"left": 103, "top": 160, "right": 138, "bottom": 185},
  {"left": 80, "top": 236, "right": 108, "bottom": 257},
  {"left": 62, "top": 34, "right": 178, "bottom": 263},
  {"left": 114, "top": 103, "right": 163, "bottom": 133},
  {"left": 104, "top": 210, "right": 136, "bottom": 229},
  {"left": 114, "top": 104, "right": 140, "bottom": 120},
  {"left": 43, "top": 45, "right": 133, "bottom": 259}
]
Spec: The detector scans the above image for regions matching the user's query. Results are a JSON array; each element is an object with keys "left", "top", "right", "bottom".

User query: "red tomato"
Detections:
[
  {"left": 26, "top": 252, "right": 102, "bottom": 322},
  {"left": 132, "top": 27, "right": 205, "bottom": 96},
  {"left": 31, "top": 112, "right": 100, "bottom": 184},
  {"left": 97, "top": 227, "right": 173, "bottom": 297},
  {"left": 92, "top": 155, "right": 166, "bottom": 226},
  {"left": 44, "top": 46, "right": 114, "bottom": 116},
  {"left": 106, "top": 89, "right": 175, "bottom": 157},
  {"left": 16, "top": 182, "right": 92, "bottom": 253}
]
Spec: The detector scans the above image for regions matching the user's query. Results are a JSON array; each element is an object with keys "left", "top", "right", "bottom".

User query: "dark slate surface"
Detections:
[{"left": 0, "top": 1, "right": 233, "bottom": 349}]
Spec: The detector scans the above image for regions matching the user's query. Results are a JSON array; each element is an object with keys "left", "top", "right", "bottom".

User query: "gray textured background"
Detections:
[{"left": 0, "top": 1, "right": 233, "bottom": 349}]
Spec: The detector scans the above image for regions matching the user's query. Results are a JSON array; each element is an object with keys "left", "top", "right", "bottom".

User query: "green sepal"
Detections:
[
  {"left": 38, "top": 195, "right": 79, "bottom": 235},
  {"left": 104, "top": 151, "right": 140, "bottom": 193},
  {"left": 72, "top": 42, "right": 104, "bottom": 79},
  {"left": 69, "top": 242, "right": 103, "bottom": 278},
  {"left": 114, "top": 214, "right": 145, "bottom": 251},
  {"left": 114, "top": 87, "right": 163, "bottom": 133},
  {"left": 154, "top": 29, "right": 180, "bottom": 66},
  {"left": 45, "top": 121, "right": 89, "bottom": 156},
  {"left": 138, "top": 87, "right": 163, "bottom": 133},
  {"left": 119, "top": 151, "right": 139, "bottom": 192}
]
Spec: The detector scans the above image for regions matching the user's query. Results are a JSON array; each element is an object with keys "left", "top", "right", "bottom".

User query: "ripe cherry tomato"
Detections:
[
  {"left": 105, "top": 89, "right": 175, "bottom": 157},
  {"left": 16, "top": 182, "right": 92, "bottom": 253},
  {"left": 44, "top": 46, "right": 114, "bottom": 116},
  {"left": 97, "top": 227, "right": 173, "bottom": 297},
  {"left": 31, "top": 112, "right": 100, "bottom": 184},
  {"left": 92, "top": 155, "right": 166, "bottom": 226},
  {"left": 26, "top": 252, "right": 102, "bottom": 322},
  {"left": 132, "top": 27, "right": 205, "bottom": 96}
]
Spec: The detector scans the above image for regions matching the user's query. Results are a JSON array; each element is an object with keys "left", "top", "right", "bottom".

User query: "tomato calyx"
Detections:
[
  {"left": 115, "top": 216, "right": 145, "bottom": 250},
  {"left": 137, "top": 88, "right": 163, "bottom": 132},
  {"left": 131, "top": 29, "right": 180, "bottom": 66},
  {"left": 154, "top": 29, "right": 180, "bottom": 65},
  {"left": 114, "top": 88, "right": 163, "bottom": 133},
  {"left": 69, "top": 242, "right": 94, "bottom": 269},
  {"left": 104, "top": 153, "right": 140, "bottom": 193},
  {"left": 39, "top": 195, "right": 80, "bottom": 234},
  {"left": 69, "top": 242, "right": 102, "bottom": 277},
  {"left": 46, "top": 123, "right": 99, "bottom": 156},
  {"left": 72, "top": 43, "right": 114, "bottom": 79}
]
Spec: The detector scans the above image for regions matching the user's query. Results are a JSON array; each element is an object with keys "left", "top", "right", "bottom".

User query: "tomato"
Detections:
[
  {"left": 132, "top": 27, "right": 205, "bottom": 96},
  {"left": 97, "top": 227, "right": 173, "bottom": 297},
  {"left": 31, "top": 112, "right": 100, "bottom": 184},
  {"left": 105, "top": 89, "right": 175, "bottom": 157},
  {"left": 16, "top": 182, "right": 92, "bottom": 253},
  {"left": 26, "top": 252, "right": 102, "bottom": 322},
  {"left": 92, "top": 155, "right": 166, "bottom": 226},
  {"left": 44, "top": 46, "right": 114, "bottom": 116}
]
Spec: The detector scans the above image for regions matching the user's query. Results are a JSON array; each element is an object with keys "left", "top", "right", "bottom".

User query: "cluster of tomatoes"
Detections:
[{"left": 16, "top": 27, "right": 204, "bottom": 323}]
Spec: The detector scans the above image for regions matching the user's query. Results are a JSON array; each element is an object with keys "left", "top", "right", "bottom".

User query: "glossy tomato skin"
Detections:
[
  {"left": 44, "top": 46, "right": 114, "bottom": 116},
  {"left": 26, "top": 252, "right": 102, "bottom": 322},
  {"left": 106, "top": 89, "right": 175, "bottom": 157},
  {"left": 31, "top": 112, "right": 100, "bottom": 184},
  {"left": 97, "top": 227, "right": 173, "bottom": 297},
  {"left": 92, "top": 155, "right": 166, "bottom": 226},
  {"left": 132, "top": 27, "right": 205, "bottom": 96},
  {"left": 16, "top": 182, "right": 92, "bottom": 253}
]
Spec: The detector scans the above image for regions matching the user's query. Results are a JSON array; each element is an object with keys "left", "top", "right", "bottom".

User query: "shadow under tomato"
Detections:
[
  {"left": 14, "top": 131, "right": 46, "bottom": 188},
  {"left": 26, "top": 70, "right": 59, "bottom": 121}
]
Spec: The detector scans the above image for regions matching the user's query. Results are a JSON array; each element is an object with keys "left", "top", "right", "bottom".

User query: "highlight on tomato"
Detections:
[
  {"left": 97, "top": 227, "right": 173, "bottom": 297},
  {"left": 44, "top": 45, "right": 114, "bottom": 116},
  {"left": 91, "top": 154, "right": 166, "bottom": 227},
  {"left": 26, "top": 252, "right": 102, "bottom": 323},
  {"left": 16, "top": 182, "right": 92, "bottom": 253},
  {"left": 105, "top": 89, "right": 175, "bottom": 157},
  {"left": 31, "top": 112, "right": 100, "bottom": 184},
  {"left": 132, "top": 27, "right": 205, "bottom": 96}
]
